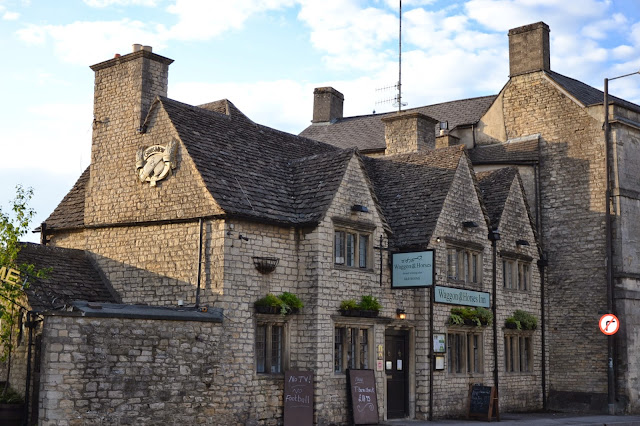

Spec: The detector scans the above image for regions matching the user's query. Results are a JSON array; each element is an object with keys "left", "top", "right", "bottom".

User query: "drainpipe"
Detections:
[
  {"left": 604, "top": 78, "right": 616, "bottom": 415},
  {"left": 23, "top": 312, "right": 34, "bottom": 426},
  {"left": 428, "top": 284, "right": 434, "bottom": 421},
  {"left": 534, "top": 161, "right": 547, "bottom": 410},
  {"left": 488, "top": 228, "right": 500, "bottom": 420},
  {"left": 195, "top": 218, "right": 203, "bottom": 309}
]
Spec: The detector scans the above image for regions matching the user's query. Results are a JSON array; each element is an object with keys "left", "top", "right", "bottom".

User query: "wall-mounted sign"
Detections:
[
  {"left": 434, "top": 285, "right": 490, "bottom": 308},
  {"left": 599, "top": 314, "right": 620, "bottom": 335},
  {"left": 0, "top": 266, "right": 20, "bottom": 285},
  {"left": 433, "top": 333, "right": 446, "bottom": 353},
  {"left": 391, "top": 250, "right": 434, "bottom": 288}
]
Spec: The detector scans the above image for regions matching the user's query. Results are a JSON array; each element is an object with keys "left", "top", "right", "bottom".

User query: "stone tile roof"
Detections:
[
  {"left": 16, "top": 243, "right": 118, "bottom": 312},
  {"left": 363, "top": 146, "right": 465, "bottom": 249},
  {"left": 160, "top": 97, "right": 344, "bottom": 225},
  {"left": 290, "top": 148, "right": 356, "bottom": 224},
  {"left": 198, "top": 99, "right": 254, "bottom": 125},
  {"left": 299, "top": 95, "right": 497, "bottom": 151},
  {"left": 43, "top": 166, "right": 89, "bottom": 230},
  {"left": 476, "top": 167, "right": 518, "bottom": 229},
  {"left": 547, "top": 70, "right": 640, "bottom": 114},
  {"left": 469, "top": 137, "right": 539, "bottom": 164}
]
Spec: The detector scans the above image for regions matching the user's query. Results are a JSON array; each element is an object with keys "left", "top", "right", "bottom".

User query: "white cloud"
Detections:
[
  {"left": 3, "top": 11, "right": 19, "bottom": 20},
  {"left": 83, "top": 0, "right": 158, "bottom": 6},
  {"left": 297, "top": 0, "right": 397, "bottom": 71},
  {"left": 166, "top": 0, "right": 296, "bottom": 41},
  {"left": 581, "top": 13, "right": 627, "bottom": 40},
  {"left": 16, "top": 19, "right": 167, "bottom": 65},
  {"left": 3, "top": 103, "right": 92, "bottom": 174}
]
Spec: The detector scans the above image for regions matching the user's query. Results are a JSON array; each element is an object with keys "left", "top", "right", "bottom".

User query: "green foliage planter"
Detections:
[
  {"left": 0, "top": 385, "right": 24, "bottom": 426},
  {"left": 505, "top": 310, "right": 537, "bottom": 330},
  {"left": 339, "top": 295, "right": 382, "bottom": 317},
  {"left": 255, "top": 292, "right": 303, "bottom": 315},
  {"left": 448, "top": 307, "right": 493, "bottom": 327}
]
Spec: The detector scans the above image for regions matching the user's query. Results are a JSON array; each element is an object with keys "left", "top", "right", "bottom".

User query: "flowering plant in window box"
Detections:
[
  {"left": 339, "top": 295, "right": 382, "bottom": 317},
  {"left": 448, "top": 306, "right": 493, "bottom": 327},
  {"left": 254, "top": 292, "right": 303, "bottom": 316},
  {"left": 505, "top": 309, "right": 537, "bottom": 330}
]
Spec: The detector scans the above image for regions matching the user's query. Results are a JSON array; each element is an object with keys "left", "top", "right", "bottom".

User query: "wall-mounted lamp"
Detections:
[
  {"left": 462, "top": 221, "right": 479, "bottom": 228},
  {"left": 396, "top": 308, "right": 406, "bottom": 320},
  {"left": 351, "top": 204, "right": 369, "bottom": 213},
  {"left": 516, "top": 239, "right": 529, "bottom": 246},
  {"left": 238, "top": 234, "right": 249, "bottom": 241},
  {"left": 435, "top": 236, "right": 441, "bottom": 243},
  {"left": 439, "top": 121, "right": 448, "bottom": 130},
  {"left": 488, "top": 229, "right": 501, "bottom": 241}
]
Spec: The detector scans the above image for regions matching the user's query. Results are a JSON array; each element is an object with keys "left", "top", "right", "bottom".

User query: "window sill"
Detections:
[
  {"left": 256, "top": 373, "right": 284, "bottom": 380},
  {"left": 334, "top": 265, "right": 375, "bottom": 273}
]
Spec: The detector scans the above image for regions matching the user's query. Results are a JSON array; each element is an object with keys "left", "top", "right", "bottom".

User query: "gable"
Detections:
[{"left": 364, "top": 146, "right": 466, "bottom": 250}]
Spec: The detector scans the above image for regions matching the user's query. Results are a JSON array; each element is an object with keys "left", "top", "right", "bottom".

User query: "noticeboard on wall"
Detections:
[{"left": 391, "top": 250, "right": 434, "bottom": 288}]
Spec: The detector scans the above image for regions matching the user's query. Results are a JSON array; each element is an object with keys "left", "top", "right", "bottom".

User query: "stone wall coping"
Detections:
[
  {"left": 44, "top": 301, "right": 224, "bottom": 323},
  {"left": 380, "top": 111, "right": 439, "bottom": 124},
  {"left": 90, "top": 49, "right": 174, "bottom": 72},
  {"left": 508, "top": 21, "right": 549, "bottom": 36}
]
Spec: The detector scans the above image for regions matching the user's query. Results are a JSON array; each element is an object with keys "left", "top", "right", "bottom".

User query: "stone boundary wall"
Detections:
[{"left": 39, "top": 314, "right": 227, "bottom": 425}]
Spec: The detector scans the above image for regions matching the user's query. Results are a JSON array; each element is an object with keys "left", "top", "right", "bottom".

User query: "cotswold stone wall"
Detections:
[
  {"left": 39, "top": 315, "right": 226, "bottom": 425},
  {"left": 501, "top": 71, "right": 608, "bottom": 407},
  {"left": 85, "top": 52, "right": 222, "bottom": 227},
  {"left": 494, "top": 177, "right": 543, "bottom": 411}
]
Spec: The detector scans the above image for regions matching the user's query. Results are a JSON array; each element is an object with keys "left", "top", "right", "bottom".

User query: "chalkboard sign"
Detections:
[
  {"left": 284, "top": 370, "right": 314, "bottom": 426},
  {"left": 467, "top": 384, "right": 498, "bottom": 421},
  {"left": 347, "top": 369, "right": 379, "bottom": 425}
]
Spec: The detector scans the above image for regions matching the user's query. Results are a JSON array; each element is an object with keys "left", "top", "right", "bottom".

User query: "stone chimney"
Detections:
[
  {"left": 312, "top": 87, "right": 344, "bottom": 123},
  {"left": 90, "top": 45, "right": 174, "bottom": 135},
  {"left": 508, "top": 22, "right": 550, "bottom": 77},
  {"left": 85, "top": 45, "right": 174, "bottom": 225},
  {"left": 435, "top": 133, "right": 460, "bottom": 149},
  {"left": 381, "top": 112, "right": 438, "bottom": 155}
]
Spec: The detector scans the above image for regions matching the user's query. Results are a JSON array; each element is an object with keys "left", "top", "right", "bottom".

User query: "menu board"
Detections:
[
  {"left": 467, "top": 384, "right": 498, "bottom": 421},
  {"left": 347, "top": 369, "right": 379, "bottom": 425},
  {"left": 284, "top": 370, "right": 313, "bottom": 426}
]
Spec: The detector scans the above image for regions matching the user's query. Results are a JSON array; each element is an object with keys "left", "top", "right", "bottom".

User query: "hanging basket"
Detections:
[{"left": 253, "top": 257, "right": 279, "bottom": 274}]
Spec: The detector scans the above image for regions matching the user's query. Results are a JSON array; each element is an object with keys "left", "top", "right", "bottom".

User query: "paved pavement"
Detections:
[{"left": 381, "top": 412, "right": 640, "bottom": 425}]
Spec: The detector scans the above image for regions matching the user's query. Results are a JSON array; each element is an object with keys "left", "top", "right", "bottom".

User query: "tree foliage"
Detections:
[{"left": 0, "top": 186, "right": 48, "bottom": 369}]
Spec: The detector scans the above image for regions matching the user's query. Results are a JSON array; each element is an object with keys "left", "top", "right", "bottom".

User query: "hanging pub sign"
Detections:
[
  {"left": 284, "top": 370, "right": 313, "bottom": 426},
  {"left": 434, "top": 285, "right": 490, "bottom": 308},
  {"left": 0, "top": 266, "right": 21, "bottom": 285},
  {"left": 391, "top": 250, "right": 434, "bottom": 288}
]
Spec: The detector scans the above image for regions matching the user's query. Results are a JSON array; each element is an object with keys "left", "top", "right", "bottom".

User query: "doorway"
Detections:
[{"left": 385, "top": 329, "right": 409, "bottom": 419}]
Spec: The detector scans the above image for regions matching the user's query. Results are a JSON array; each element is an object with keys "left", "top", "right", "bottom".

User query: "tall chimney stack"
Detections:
[
  {"left": 508, "top": 22, "right": 550, "bottom": 77},
  {"left": 312, "top": 87, "right": 344, "bottom": 123}
]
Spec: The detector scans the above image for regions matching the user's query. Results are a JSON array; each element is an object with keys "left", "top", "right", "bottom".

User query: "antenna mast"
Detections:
[
  {"left": 398, "top": 0, "right": 402, "bottom": 112},
  {"left": 374, "top": 0, "right": 407, "bottom": 112}
]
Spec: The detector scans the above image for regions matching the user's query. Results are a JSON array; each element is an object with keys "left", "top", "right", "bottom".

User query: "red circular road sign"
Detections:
[{"left": 599, "top": 314, "right": 620, "bottom": 335}]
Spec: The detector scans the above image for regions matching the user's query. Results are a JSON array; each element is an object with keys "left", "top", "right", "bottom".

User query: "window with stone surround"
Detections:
[
  {"left": 334, "top": 326, "right": 371, "bottom": 373},
  {"left": 256, "top": 320, "right": 288, "bottom": 374},
  {"left": 504, "top": 332, "right": 533, "bottom": 373},
  {"left": 446, "top": 243, "right": 483, "bottom": 284},
  {"left": 502, "top": 255, "right": 531, "bottom": 291},
  {"left": 447, "top": 330, "right": 484, "bottom": 375},
  {"left": 333, "top": 219, "right": 374, "bottom": 269}
]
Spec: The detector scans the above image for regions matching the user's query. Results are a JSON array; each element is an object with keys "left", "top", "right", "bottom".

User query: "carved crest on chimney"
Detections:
[{"left": 135, "top": 139, "right": 178, "bottom": 186}]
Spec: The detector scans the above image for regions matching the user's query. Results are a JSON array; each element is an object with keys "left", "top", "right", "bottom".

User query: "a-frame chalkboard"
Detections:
[
  {"left": 467, "top": 384, "right": 499, "bottom": 421},
  {"left": 347, "top": 369, "right": 379, "bottom": 425}
]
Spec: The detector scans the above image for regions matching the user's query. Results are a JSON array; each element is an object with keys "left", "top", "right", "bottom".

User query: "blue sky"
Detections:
[{"left": 2, "top": 0, "right": 640, "bottom": 242}]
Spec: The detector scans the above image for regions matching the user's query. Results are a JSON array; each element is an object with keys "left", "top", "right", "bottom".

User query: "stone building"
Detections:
[
  {"left": 301, "top": 21, "right": 640, "bottom": 415},
  {"left": 11, "top": 20, "right": 632, "bottom": 426}
]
